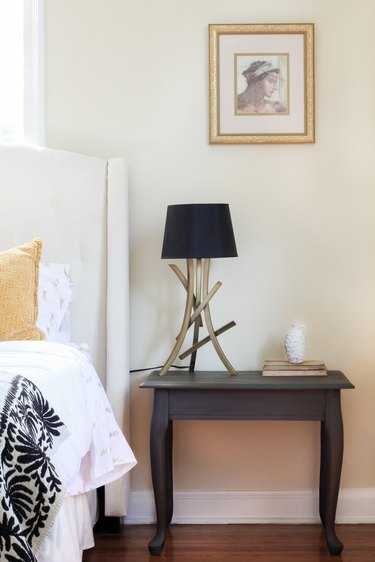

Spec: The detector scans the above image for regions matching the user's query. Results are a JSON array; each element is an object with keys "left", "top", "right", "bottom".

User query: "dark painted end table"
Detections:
[{"left": 140, "top": 370, "right": 354, "bottom": 556}]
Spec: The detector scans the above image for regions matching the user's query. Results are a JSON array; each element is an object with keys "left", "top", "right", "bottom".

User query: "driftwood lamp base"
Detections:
[{"left": 159, "top": 258, "right": 236, "bottom": 376}]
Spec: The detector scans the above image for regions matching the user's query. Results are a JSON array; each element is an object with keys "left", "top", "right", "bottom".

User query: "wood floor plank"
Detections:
[{"left": 83, "top": 524, "right": 375, "bottom": 561}]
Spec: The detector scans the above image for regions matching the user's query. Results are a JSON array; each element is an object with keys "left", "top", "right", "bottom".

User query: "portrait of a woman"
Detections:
[{"left": 237, "top": 59, "right": 287, "bottom": 115}]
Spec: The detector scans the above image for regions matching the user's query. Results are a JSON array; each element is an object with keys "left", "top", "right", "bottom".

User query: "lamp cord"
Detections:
[{"left": 130, "top": 364, "right": 189, "bottom": 373}]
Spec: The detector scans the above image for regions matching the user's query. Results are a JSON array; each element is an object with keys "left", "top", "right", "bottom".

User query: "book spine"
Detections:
[{"left": 262, "top": 370, "right": 328, "bottom": 377}]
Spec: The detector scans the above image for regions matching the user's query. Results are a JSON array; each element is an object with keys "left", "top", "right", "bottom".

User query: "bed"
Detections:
[{"left": 0, "top": 144, "right": 136, "bottom": 561}]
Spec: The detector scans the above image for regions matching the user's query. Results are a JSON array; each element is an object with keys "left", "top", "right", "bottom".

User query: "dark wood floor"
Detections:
[{"left": 83, "top": 524, "right": 375, "bottom": 562}]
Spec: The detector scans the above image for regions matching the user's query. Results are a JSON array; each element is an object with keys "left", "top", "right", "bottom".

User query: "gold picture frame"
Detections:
[{"left": 209, "top": 23, "right": 315, "bottom": 144}]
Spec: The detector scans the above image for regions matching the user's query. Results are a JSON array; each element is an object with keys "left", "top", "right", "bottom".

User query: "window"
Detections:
[{"left": 0, "top": 0, "right": 44, "bottom": 144}]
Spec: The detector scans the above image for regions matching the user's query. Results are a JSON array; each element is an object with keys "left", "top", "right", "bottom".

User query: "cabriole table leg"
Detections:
[
  {"left": 321, "top": 390, "right": 344, "bottom": 555},
  {"left": 148, "top": 390, "right": 171, "bottom": 555}
]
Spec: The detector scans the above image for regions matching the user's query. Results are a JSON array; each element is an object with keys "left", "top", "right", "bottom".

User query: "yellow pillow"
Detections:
[{"left": 0, "top": 239, "right": 45, "bottom": 341}]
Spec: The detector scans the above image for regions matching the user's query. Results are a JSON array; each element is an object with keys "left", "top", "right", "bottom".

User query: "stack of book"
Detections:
[{"left": 262, "top": 360, "right": 327, "bottom": 376}]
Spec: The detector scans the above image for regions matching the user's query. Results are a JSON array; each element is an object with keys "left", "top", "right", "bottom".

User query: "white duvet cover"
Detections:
[{"left": 0, "top": 340, "right": 136, "bottom": 559}]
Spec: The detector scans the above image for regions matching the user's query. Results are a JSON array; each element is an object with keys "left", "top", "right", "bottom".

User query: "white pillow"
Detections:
[{"left": 37, "top": 262, "right": 75, "bottom": 343}]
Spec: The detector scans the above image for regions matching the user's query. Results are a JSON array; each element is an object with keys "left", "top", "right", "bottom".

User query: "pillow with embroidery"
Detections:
[
  {"left": 36, "top": 262, "right": 75, "bottom": 342},
  {"left": 0, "top": 238, "right": 45, "bottom": 341}
]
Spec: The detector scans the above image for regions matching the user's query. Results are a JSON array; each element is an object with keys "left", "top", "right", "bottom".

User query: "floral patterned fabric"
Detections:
[{"left": 0, "top": 374, "right": 69, "bottom": 562}]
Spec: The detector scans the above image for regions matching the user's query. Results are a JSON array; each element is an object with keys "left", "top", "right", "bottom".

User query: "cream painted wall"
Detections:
[{"left": 45, "top": 0, "right": 375, "bottom": 496}]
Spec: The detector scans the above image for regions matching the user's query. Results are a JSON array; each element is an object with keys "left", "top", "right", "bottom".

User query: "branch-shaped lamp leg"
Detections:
[
  {"left": 189, "top": 258, "right": 202, "bottom": 371},
  {"left": 160, "top": 258, "right": 236, "bottom": 376},
  {"left": 202, "top": 259, "right": 236, "bottom": 375},
  {"left": 159, "top": 259, "right": 195, "bottom": 376}
]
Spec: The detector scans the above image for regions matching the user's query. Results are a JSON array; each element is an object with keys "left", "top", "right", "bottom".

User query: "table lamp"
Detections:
[{"left": 160, "top": 203, "right": 237, "bottom": 376}]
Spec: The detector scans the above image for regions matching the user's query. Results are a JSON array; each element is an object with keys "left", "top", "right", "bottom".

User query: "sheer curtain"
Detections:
[{"left": 0, "top": 0, "right": 44, "bottom": 144}]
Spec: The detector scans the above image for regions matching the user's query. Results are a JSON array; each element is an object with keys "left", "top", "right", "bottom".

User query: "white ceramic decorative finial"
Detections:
[{"left": 284, "top": 324, "right": 306, "bottom": 364}]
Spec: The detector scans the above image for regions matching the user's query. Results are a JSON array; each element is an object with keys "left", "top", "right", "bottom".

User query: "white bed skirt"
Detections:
[{"left": 37, "top": 492, "right": 97, "bottom": 562}]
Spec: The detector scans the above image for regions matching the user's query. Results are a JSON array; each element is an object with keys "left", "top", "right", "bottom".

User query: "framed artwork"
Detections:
[{"left": 209, "top": 23, "right": 315, "bottom": 144}]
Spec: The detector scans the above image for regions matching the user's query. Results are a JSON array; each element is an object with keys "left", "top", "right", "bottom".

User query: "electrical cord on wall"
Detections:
[{"left": 130, "top": 364, "right": 189, "bottom": 373}]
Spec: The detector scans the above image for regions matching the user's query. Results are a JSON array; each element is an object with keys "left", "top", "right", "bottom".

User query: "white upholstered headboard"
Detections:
[{"left": 0, "top": 144, "right": 130, "bottom": 516}]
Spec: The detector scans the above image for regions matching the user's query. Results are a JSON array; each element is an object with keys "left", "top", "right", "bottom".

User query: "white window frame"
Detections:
[
  {"left": 0, "top": 0, "right": 44, "bottom": 145},
  {"left": 24, "top": 0, "right": 44, "bottom": 145}
]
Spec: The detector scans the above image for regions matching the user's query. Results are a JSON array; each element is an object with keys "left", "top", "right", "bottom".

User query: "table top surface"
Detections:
[{"left": 140, "top": 370, "right": 355, "bottom": 390}]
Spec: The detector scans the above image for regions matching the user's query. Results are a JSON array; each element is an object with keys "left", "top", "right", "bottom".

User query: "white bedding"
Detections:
[
  {"left": 0, "top": 340, "right": 136, "bottom": 559},
  {"left": 0, "top": 340, "right": 136, "bottom": 494}
]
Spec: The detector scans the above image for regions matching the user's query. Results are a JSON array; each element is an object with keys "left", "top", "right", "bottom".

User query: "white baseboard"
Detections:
[{"left": 125, "top": 488, "right": 375, "bottom": 525}]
